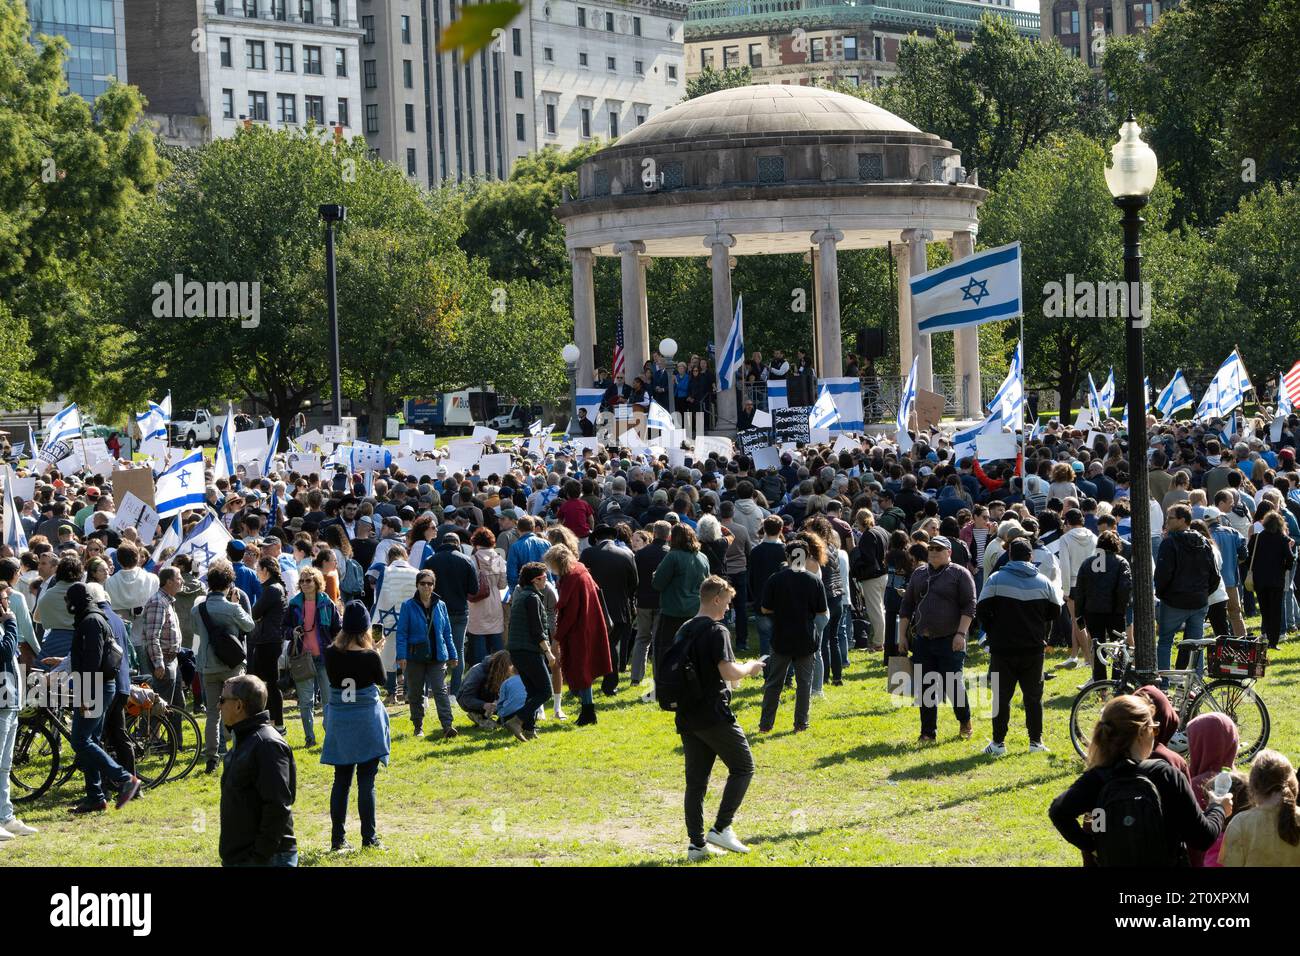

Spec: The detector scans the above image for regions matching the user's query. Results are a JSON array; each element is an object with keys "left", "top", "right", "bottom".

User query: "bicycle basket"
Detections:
[{"left": 1207, "top": 636, "right": 1268, "bottom": 679}]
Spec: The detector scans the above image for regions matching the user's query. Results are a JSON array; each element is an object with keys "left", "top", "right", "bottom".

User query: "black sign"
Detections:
[
  {"left": 736, "top": 427, "right": 772, "bottom": 454},
  {"left": 773, "top": 406, "right": 811, "bottom": 446}
]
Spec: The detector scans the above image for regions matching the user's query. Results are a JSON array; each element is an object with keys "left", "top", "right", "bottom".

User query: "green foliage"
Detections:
[
  {"left": 684, "top": 64, "right": 752, "bottom": 101},
  {"left": 436, "top": 2, "right": 523, "bottom": 59}
]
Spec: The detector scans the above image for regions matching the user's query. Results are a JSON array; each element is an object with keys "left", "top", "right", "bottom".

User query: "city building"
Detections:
[
  {"left": 1037, "top": 0, "right": 1173, "bottom": 67},
  {"left": 27, "top": 0, "right": 128, "bottom": 101},
  {"left": 683, "top": 0, "right": 1038, "bottom": 90},
  {"left": 124, "top": 0, "right": 363, "bottom": 146},
  {"left": 357, "top": 0, "right": 687, "bottom": 188}
]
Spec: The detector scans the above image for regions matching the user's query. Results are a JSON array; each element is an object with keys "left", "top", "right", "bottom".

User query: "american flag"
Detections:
[
  {"left": 612, "top": 316, "right": 625, "bottom": 379},
  {"left": 1282, "top": 360, "right": 1300, "bottom": 411}
]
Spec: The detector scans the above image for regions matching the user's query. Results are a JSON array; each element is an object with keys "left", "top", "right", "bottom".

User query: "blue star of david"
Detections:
[
  {"left": 190, "top": 542, "right": 215, "bottom": 568},
  {"left": 177, "top": 470, "right": 190, "bottom": 488},
  {"left": 960, "top": 276, "right": 990, "bottom": 305},
  {"left": 377, "top": 606, "right": 399, "bottom": 633}
]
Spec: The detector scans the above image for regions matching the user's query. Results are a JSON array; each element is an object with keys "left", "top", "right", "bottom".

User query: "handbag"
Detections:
[
  {"left": 287, "top": 625, "right": 317, "bottom": 682},
  {"left": 1244, "top": 534, "right": 1260, "bottom": 593},
  {"left": 198, "top": 603, "right": 246, "bottom": 669}
]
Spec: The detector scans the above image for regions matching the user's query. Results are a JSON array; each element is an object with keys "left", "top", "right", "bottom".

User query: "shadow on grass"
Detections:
[
  {"left": 934, "top": 768, "right": 1077, "bottom": 810},
  {"left": 813, "top": 739, "right": 918, "bottom": 767}
]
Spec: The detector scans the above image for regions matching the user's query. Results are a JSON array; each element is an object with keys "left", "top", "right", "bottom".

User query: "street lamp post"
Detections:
[
  {"left": 319, "top": 204, "right": 347, "bottom": 427},
  {"left": 1105, "top": 114, "right": 1159, "bottom": 684},
  {"left": 563, "top": 343, "right": 581, "bottom": 437},
  {"left": 660, "top": 337, "right": 678, "bottom": 419}
]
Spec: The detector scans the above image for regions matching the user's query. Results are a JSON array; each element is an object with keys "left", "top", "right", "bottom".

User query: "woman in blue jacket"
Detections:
[
  {"left": 284, "top": 567, "right": 341, "bottom": 747},
  {"left": 396, "top": 570, "right": 459, "bottom": 739}
]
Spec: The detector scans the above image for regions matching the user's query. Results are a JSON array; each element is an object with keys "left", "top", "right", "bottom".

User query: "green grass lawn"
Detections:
[{"left": 5, "top": 626, "right": 1297, "bottom": 868}]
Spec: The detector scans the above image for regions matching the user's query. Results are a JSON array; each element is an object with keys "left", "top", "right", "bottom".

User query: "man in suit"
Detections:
[{"left": 580, "top": 524, "right": 639, "bottom": 695}]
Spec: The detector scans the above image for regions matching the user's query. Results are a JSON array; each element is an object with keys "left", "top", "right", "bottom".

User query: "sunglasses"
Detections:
[{"left": 417, "top": 580, "right": 435, "bottom": 587}]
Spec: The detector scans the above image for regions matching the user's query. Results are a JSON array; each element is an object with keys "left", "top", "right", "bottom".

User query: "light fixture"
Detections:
[
  {"left": 659, "top": 338, "right": 678, "bottom": 361},
  {"left": 1104, "top": 113, "right": 1158, "bottom": 199},
  {"left": 562, "top": 343, "right": 580, "bottom": 365}
]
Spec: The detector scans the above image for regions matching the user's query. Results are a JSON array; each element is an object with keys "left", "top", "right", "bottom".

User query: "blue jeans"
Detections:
[
  {"left": 1156, "top": 604, "right": 1207, "bottom": 672},
  {"left": 810, "top": 612, "right": 830, "bottom": 693},
  {"left": 727, "top": 573, "right": 749, "bottom": 649},
  {"left": 837, "top": 605, "right": 852, "bottom": 667},
  {"left": 293, "top": 657, "right": 329, "bottom": 744},
  {"left": 70, "top": 680, "right": 132, "bottom": 802},
  {"left": 331, "top": 756, "right": 380, "bottom": 844},
  {"left": 0, "top": 708, "right": 17, "bottom": 824},
  {"left": 466, "top": 632, "right": 503, "bottom": 670},
  {"left": 448, "top": 612, "right": 469, "bottom": 696}
]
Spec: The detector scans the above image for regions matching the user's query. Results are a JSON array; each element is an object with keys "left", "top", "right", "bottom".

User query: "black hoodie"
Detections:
[{"left": 1153, "top": 530, "right": 1219, "bottom": 610}]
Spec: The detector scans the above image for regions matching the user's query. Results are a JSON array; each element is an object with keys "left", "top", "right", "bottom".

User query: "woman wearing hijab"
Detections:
[
  {"left": 1136, "top": 685, "right": 1189, "bottom": 780},
  {"left": 322, "top": 601, "right": 390, "bottom": 853},
  {"left": 543, "top": 544, "right": 612, "bottom": 727},
  {"left": 1185, "top": 712, "right": 1240, "bottom": 866}
]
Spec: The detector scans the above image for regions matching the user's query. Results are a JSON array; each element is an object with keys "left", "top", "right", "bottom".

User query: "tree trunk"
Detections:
[
  {"left": 368, "top": 377, "right": 387, "bottom": 443},
  {"left": 1057, "top": 340, "right": 1078, "bottom": 425}
]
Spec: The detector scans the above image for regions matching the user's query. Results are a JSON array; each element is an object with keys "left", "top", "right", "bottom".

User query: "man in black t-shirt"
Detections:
[
  {"left": 757, "top": 541, "right": 827, "bottom": 733},
  {"left": 676, "top": 576, "right": 765, "bottom": 861}
]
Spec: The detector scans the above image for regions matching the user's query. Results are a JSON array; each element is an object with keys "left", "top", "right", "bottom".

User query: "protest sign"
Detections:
[
  {"left": 976, "top": 432, "right": 1018, "bottom": 461},
  {"left": 472, "top": 426, "right": 499, "bottom": 443},
  {"left": 286, "top": 452, "right": 322, "bottom": 475},
  {"left": 773, "top": 407, "right": 811, "bottom": 446},
  {"left": 751, "top": 409, "right": 773, "bottom": 429},
  {"left": 915, "top": 389, "right": 945, "bottom": 432},
  {"left": 479, "top": 454, "right": 512, "bottom": 477},
  {"left": 111, "top": 468, "right": 156, "bottom": 508},
  {"left": 693, "top": 435, "right": 734, "bottom": 460},
  {"left": 111, "top": 491, "right": 160, "bottom": 544},
  {"left": 736, "top": 428, "right": 771, "bottom": 455},
  {"left": 751, "top": 446, "right": 781, "bottom": 471}
]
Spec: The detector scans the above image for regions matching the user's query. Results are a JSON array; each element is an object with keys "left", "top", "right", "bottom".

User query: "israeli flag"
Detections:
[
  {"left": 46, "top": 402, "right": 82, "bottom": 444},
  {"left": 167, "top": 511, "right": 232, "bottom": 575},
  {"left": 952, "top": 413, "right": 1004, "bottom": 461},
  {"left": 897, "top": 356, "right": 919, "bottom": 449},
  {"left": 1195, "top": 350, "right": 1250, "bottom": 420},
  {"left": 647, "top": 400, "right": 673, "bottom": 431},
  {"left": 911, "top": 241, "right": 1023, "bottom": 334},
  {"left": 988, "top": 341, "right": 1024, "bottom": 426},
  {"left": 213, "top": 406, "right": 237, "bottom": 482},
  {"left": 809, "top": 386, "right": 841, "bottom": 430},
  {"left": 1155, "top": 369, "right": 1193, "bottom": 419},
  {"left": 135, "top": 394, "right": 172, "bottom": 444},
  {"left": 1088, "top": 369, "right": 1116, "bottom": 420},
  {"left": 3, "top": 465, "right": 27, "bottom": 552},
  {"left": 528, "top": 418, "right": 543, "bottom": 437},
  {"left": 147, "top": 514, "right": 184, "bottom": 571},
  {"left": 154, "top": 450, "right": 207, "bottom": 518},
  {"left": 717, "top": 296, "right": 745, "bottom": 391},
  {"left": 258, "top": 418, "right": 281, "bottom": 475},
  {"left": 1028, "top": 417, "right": 1044, "bottom": 442}
]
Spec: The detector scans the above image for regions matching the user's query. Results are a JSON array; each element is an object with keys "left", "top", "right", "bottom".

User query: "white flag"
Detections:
[{"left": 168, "top": 511, "right": 232, "bottom": 575}]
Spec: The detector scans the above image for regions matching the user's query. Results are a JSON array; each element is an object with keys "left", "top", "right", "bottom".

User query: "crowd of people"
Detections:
[{"left": 2, "top": 400, "right": 1299, "bottom": 866}]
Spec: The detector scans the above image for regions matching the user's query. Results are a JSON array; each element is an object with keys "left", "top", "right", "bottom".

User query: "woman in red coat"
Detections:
[{"left": 544, "top": 544, "right": 611, "bottom": 726}]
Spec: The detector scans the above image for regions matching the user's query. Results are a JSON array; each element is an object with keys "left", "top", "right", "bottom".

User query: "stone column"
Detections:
[
  {"left": 1111, "top": 0, "right": 1126, "bottom": 36},
  {"left": 614, "top": 240, "right": 648, "bottom": 385},
  {"left": 948, "top": 229, "right": 981, "bottom": 418},
  {"left": 707, "top": 234, "right": 737, "bottom": 432},
  {"left": 571, "top": 248, "right": 597, "bottom": 389},
  {"left": 903, "top": 228, "right": 934, "bottom": 392},
  {"left": 812, "top": 228, "right": 844, "bottom": 380},
  {"left": 893, "top": 241, "right": 912, "bottom": 373}
]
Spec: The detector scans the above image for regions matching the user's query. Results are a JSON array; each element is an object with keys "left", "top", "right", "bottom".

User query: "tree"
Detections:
[
  {"left": 0, "top": 0, "right": 162, "bottom": 405},
  {"left": 875, "top": 16, "right": 1108, "bottom": 190},
  {"left": 684, "top": 65, "right": 751, "bottom": 101}
]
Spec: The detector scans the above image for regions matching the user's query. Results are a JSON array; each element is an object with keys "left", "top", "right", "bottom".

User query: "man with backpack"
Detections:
[
  {"left": 661, "top": 576, "right": 765, "bottom": 861},
  {"left": 193, "top": 561, "right": 254, "bottom": 773}
]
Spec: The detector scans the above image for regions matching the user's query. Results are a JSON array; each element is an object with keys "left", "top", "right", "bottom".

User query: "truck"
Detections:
[
  {"left": 403, "top": 390, "right": 499, "bottom": 435},
  {"left": 488, "top": 403, "right": 544, "bottom": 432},
  {"left": 171, "top": 408, "right": 222, "bottom": 446}
]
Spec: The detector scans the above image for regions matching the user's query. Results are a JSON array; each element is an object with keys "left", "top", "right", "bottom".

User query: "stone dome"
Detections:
[{"left": 616, "top": 84, "right": 922, "bottom": 148}]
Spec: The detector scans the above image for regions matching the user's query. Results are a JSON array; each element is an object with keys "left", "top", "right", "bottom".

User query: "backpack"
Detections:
[
  {"left": 657, "top": 627, "right": 704, "bottom": 712},
  {"left": 91, "top": 613, "right": 123, "bottom": 678},
  {"left": 198, "top": 602, "right": 246, "bottom": 669},
  {"left": 340, "top": 557, "right": 365, "bottom": 598},
  {"left": 1091, "top": 764, "right": 1174, "bottom": 867}
]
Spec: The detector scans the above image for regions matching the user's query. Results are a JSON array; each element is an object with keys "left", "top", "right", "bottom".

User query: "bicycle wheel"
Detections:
[
  {"left": 167, "top": 707, "right": 203, "bottom": 782},
  {"left": 125, "top": 710, "right": 177, "bottom": 788},
  {"left": 1192, "top": 680, "right": 1270, "bottom": 761},
  {"left": 10, "top": 717, "right": 60, "bottom": 803},
  {"left": 1069, "top": 680, "right": 1126, "bottom": 759}
]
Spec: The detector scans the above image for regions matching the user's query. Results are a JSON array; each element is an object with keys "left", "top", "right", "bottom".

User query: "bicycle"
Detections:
[
  {"left": 133, "top": 672, "right": 203, "bottom": 782},
  {"left": 1068, "top": 636, "right": 1270, "bottom": 762}
]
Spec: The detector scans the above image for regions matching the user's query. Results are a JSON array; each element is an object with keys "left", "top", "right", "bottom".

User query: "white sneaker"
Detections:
[
  {"left": 553, "top": 708, "right": 568, "bottom": 721},
  {"left": 687, "top": 842, "right": 726, "bottom": 861},
  {"left": 1029, "top": 741, "right": 1050, "bottom": 753},
  {"left": 0, "top": 828, "right": 13, "bottom": 842},
  {"left": 3, "top": 819, "right": 38, "bottom": 836},
  {"left": 641, "top": 688, "right": 657, "bottom": 704},
  {"left": 1058, "top": 657, "right": 1080, "bottom": 670},
  {"left": 535, "top": 707, "right": 545, "bottom": 722},
  {"left": 982, "top": 741, "right": 1007, "bottom": 757},
  {"left": 706, "top": 826, "right": 751, "bottom": 854}
]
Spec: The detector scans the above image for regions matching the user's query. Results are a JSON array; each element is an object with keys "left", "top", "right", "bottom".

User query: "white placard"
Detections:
[
  {"left": 752, "top": 409, "right": 773, "bottom": 428},
  {"left": 110, "top": 491, "right": 160, "bottom": 544},
  {"left": 648, "top": 445, "right": 666, "bottom": 460},
  {"left": 322, "top": 425, "right": 347, "bottom": 442},
  {"left": 139, "top": 437, "right": 168, "bottom": 460},
  {"left": 573, "top": 437, "right": 600, "bottom": 453},
  {"left": 976, "top": 432, "right": 1019, "bottom": 460},
  {"left": 809, "top": 427, "right": 832, "bottom": 445},
  {"left": 693, "top": 435, "right": 734, "bottom": 459},
  {"left": 399, "top": 429, "right": 421, "bottom": 449},
  {"left": 1086, "top": 430, "right": 1109, "bottom": 449},
  {"left": 779, "top": 442, "right": 797, "bottom": 455},
  {"left": 1270, "top": 416, "right": 1285, "bottom": 443},
  {"left": 751, "top": 446, "right": 781, "bottom": 471},
  {"left": 286, "top": 452, "right": 322, "bottom": 475},
  {"left": 1072, "top": 407, "right": 1093, "bottom": 431},
  {"left": 668, "top": 449, "right": 687, "bottom": 469},
  {"left": 296, "top": 428, "right": 324, "bottom": 450},
  {"left": 5, "top": 475, "right": 36, "bottom": 501},
  {"left": 478, "top": 453, "right": 512, "bottom": 477},
  {"left": 623, "top": 430, "right": 648, "bottom": 450},
  {"left": 410, "top": 433, "right": 438, "bottom": 452},
  {"left": 445, "top": 439, "right": 482, "bottom": 463},
  {"left": 832, "top": 435, "right": 859, "bottom": 454},
  {"left": 472, "top": 426, "right": 499, "bottom": 443}
]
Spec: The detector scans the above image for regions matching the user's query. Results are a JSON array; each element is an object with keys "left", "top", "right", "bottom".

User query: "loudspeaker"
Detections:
[{"left": 858, "top": 327, "right": 885, "bottom": 359}]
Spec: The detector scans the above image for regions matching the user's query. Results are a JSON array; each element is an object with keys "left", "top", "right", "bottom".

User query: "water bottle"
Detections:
[{"left": 1213, "top": 770, "right": 1233, "bottom": 799}]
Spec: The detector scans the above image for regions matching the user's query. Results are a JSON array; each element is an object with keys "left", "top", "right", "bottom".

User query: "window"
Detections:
[
  {"left": 403, "top": 59, "right": 413, "bottom": 88},
  {"left": 363, "top": 59, "right": 377, "bottom": 88},
  {"left": 874, "top": 35, "right": 883, "bottom": 60},
  {"left": 304, "top": 46, "right": 322, "bottom": 74},
  {"left": 246, "top": 40, "right": 265, "bottom": 69},
  {"left": 338, "top": 97, "right": 349, "bottom": 127},
  {"left": 608, "top": 109, "right": 618, "bottom": 138},
  {"left": 361, "top": 14, "right": 374, "bottom": 43},
  {"left": 335, "top": 48, "right": 347, "bottom": 76},
  {"left": 666, "top": 63, "right": 677, "bottom": 81},
  {"left": 577, "top": 6, "right": 585, "bottom": 26},
  {"left": 401, "top": 14, "right": 411, "bottom": 42},
  {"left": 328, "top": 0, "right": 339, "bottom": 24},
  {"left": 810, "top": 37, "right": 824, "bottom": 62},
  {"left": 365, "top": 103, "right": 379, "bottom": 133},
  {"left": 515, "top": 112, "right": 526, "bottom": 141},
  {"left": 579, "top": 51, "right": 588, "bottom": 67},
  {"left": 277, "top": 92, "right": 297, "bottom": 123},
  {"left": 756, "top": 156, "right": 785, "bottom": 183},
  {"left": 513, "top": 70, "right": 523, "bottom": 97},
  {"left": 594, "top": 169, "right": 609, "bottom": 195},
  {"left": 248, "top": 90, "right": 268, "bottom": 121},
  {"left": 858, "top": 152, "right": 883, "bottom": 180},
  {"left": 634, "top": 59, "right": 643, "bottom": 76},
  {"left": 661, "top": 161, "right": 684, "bottom": 188},
  {"left": 633, "top": 15, "right": 641, "bottom": 36},
  {"left": 844, "top": 36, "right": 857, "bottom": 60},
  {"left": 605, "top": 11, "right": 613, "bottom": 31},
  {"left": 405, "top": 103, "right": 415, "bottom": 132},
  {"left": 1058, "top": 7, "right": 1079, "bottom": 33},
  {"left": 725, "top": 46, "right": 740, "bottom": 68},
  {"left": 271, "top": 0, "right": 286, "bottom": 19},
  {"left": 222, "top": 88, "right": 234, "bottom": 118},
  {"left": 635, "top": 107, "right": 647, "bottom": 126},
  {"left": 700, "top": 48, "right": 712, "bottom": 69},
  {"left": 275, "top": 42, "right": 294, "bottom": 72},
  {"left": 580, "top": 105, "right": 591, "bottom": 138},
  {"left": 406, "top": 148, "right": 417, "bottom": 175},
  {"left": 1128, "top": 1, "right": 1154, "bottom": 29},
  {"left": 846, "top": 74, "right": 860, "bottom": 86},
  {"left": 512, "top": 27, "right": 521, "bottom": 56},
  {"left": 301, "top": 0, "right": 314, "bottom": 23},
  {"left": 544, "top": 47, "right": 553, "bottom": 62},
  {"left": 606, "top": 55, "right": 616, "bottom": 71},
  {"left": 748, "top": 42, "right": 762, "bottom": 67},
  {"left": 219, "top": 37, "right": 232, "bottom": 67},
  {"left": 545, "top": 102, "right": 556, "bottom": 136},
  {"left": 305, "top": 95, "right": 325, "bottom": 124},
  {"left": 243, "top": 0, "right": 258, "bottom": 16}
]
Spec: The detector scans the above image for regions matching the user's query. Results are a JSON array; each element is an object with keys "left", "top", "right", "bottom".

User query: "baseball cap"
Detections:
[
  {"left": 500, "top": 508, "right": 519, "bottom": 520},
  {"left": 928, "top": 536, "right": 952, "bottom": 551}
]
